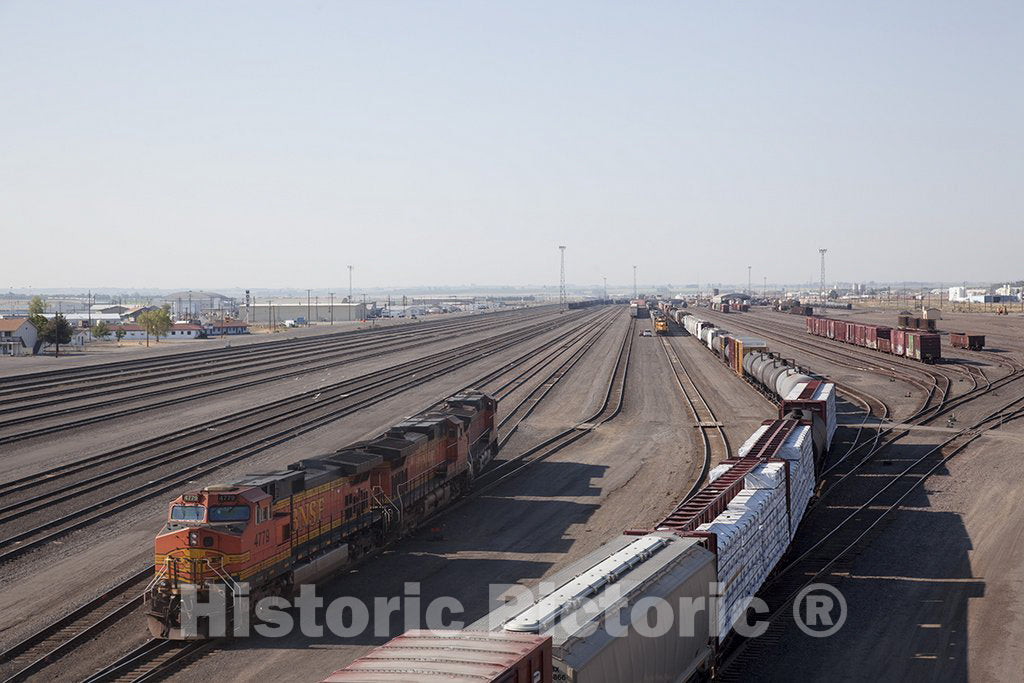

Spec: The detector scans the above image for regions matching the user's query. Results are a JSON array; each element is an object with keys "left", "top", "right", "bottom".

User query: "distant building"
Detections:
[
  {"left": 239, "top": 302, "right": 367, "bottom": 324},
  {"left": 203, "top": 319, "right": 250, "bottom": 336},
  {"left": 90, "top": 303, "right": 130, "bottom": 315},
  {"left": 0, "top": 318, "right": 38, "bottom": 355},
  {"left": 100, "top": 322, "right": 203, "bottom": 341},
  {"left": 52, "top": 312, "right": 123, "bottom": 328},
  {"left": 123, "top": 305, "right": 160, "bottom": 321},
  {"left": 160, "top": 291, "right": 236, "bottom": 319}
]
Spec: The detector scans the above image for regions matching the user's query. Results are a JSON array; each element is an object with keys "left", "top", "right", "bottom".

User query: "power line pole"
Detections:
[
  {"left": 558, "top": 246, "right": 566, "bottom": 311},
  {"left": 307, "top": 289, "right": 311, "bottom": 326},
  {"left": 763, "top": 276, "right": 767, "bottom": 298},
  {"left": 347, "top": 265, "right": 353, "bottom": 321},
  {"left": 603, "top": 276, "right": 607, "bottom": 300},
  {"left": 633, "top": 265, "right": 637, "bottom": 299},
  {"left": 330, "top": 292, "right": 334, "bottom": 325},
  {"left": 818, "top": 248, "right": 828, "bottom": 302},
  {"left": 747, "top": 265, "right": 752, "bottom": 296}
]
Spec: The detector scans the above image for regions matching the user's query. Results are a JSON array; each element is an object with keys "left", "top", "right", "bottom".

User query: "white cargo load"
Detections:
[{"left": 471, "top": 533, "right": 717, "bottom": 683}]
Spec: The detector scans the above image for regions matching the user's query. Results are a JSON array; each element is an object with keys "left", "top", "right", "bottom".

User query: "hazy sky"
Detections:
[{"left": 2, "top": 1, "right": 1021, "bottom": 290}]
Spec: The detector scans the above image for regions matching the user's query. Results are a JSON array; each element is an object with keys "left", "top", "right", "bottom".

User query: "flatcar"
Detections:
[{"left": 146, "top": 391, "right": 497, "bottom": 639}]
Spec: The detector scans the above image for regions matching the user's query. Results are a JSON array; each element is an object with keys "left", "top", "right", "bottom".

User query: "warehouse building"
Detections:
[{"left": 238, "top": 302, "right": 367, "bottom": 325}]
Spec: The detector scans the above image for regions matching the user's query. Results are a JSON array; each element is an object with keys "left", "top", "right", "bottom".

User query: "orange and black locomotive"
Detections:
[{"left": 146, "top": 391, "right": 498, "bottom": 639}]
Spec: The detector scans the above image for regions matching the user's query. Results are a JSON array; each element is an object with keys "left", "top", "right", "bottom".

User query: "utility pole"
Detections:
[
  {"left": 559, "top": 246, "right": 566, "bottom": 311},
  {"left": 307, "top": 289, "right": 311, "bottom": 326},
  {"left": 348, "top": 265, "right": 353, "bottom": 321},
  {"left": 633, "top": 265, "right": 637, "bottom": 299},
  {"left": 818, "top": 248, "right": 828, "bottom": 302},
  {"left": 748, "top": 266, "right": 752, "bottom": 296},
  {"left": 330, "top": 292, "right": 334, "bottom": 325},
  {"left": 603, "top": 276, "right": 607, "bottom": 300},
  {"left": 763, "top": 276, "right": 767, "bottom": 298}
]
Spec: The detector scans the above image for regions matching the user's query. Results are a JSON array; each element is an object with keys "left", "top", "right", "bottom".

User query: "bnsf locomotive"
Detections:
[{"left": 146, "top": 391, "right": 498, "bottom": 639}]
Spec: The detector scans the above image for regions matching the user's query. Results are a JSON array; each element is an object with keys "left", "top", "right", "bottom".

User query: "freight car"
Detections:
[
  {"left": 807, "top": 315, "right": 940, "bottom": 363},
  {"left": 321, "top": 631, "right": 552, "bottom": 682},
  {"left": 678, "top": 316, "right": 836, "bottom": 456},
  {"left": 567, "top": 299, "right": 611, "bottom": 310},
  {"left": 897, "top": 314, "right": 937, "bottom": 331},
  {"left": 950, "top": 332, "right": 985, "bottom": 351},
  {"left": 146, "top": 391, "right": 498, "bottom": 640},
  {"left": 629, "top": 300, "right": 649, "bottom": 318},
  {"left": 323, "top": 352, "right": 839, "bottom": 680}
]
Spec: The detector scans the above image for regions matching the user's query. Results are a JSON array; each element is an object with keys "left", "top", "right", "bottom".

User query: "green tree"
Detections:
[
  {"left": 27, "top": 295, "right": 47, "bottom": 331},
  {"left": 115, "top": 328, "right": 125, "bottom": 345},
  {"left": 139, "top": 307, "right": 172, "bottom": 346},
  {"left": 91, "top": 321, "right": 111, "bottom": 339},
  {"left": 41, "top": 313, "right": 73, "bottom": 357}
]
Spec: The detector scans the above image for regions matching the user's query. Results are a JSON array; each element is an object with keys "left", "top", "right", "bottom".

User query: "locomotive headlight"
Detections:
[{"left": 188, "top": 531, "right": 199, "bottom": 546}]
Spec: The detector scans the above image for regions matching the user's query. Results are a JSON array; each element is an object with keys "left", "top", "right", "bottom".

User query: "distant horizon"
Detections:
[{"left": 2, "top": 278, "right": 1015, "bottom": 301}]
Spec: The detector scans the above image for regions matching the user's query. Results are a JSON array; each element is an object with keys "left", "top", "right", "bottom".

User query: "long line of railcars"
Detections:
[
  {"left": 324, "top": 314, "right": 839, "bottom": 682},
  {"left": 806, "top": 315, "right": 941, "bottom": 363},
  {"left": 146, "top": 391, "right": 498, "bottom": 639}
]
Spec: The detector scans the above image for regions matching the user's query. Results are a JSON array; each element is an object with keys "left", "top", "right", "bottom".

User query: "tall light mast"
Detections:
[
  {"left": 559, "top": 246, "right": 566, "bottom": 311},
  {"left": 819, "top": 248, "right": 828, "bottom": 302}
]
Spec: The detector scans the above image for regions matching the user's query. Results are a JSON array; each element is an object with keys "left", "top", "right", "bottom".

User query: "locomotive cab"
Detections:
[{"left": 147, "top": 485, "right": 283, "bottom": 639}]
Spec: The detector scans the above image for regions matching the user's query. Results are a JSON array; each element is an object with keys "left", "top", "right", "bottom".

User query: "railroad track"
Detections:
[
  {"left": 69, "top": 312, "right": 634, "bottom": 683},
  {"left": 718, "top": 384, "right": 1024, "bottom": 679},
  {"left": 0, "top": 309, "right": 608, "bottom": 519},
  {"left": 0, "top": 309, "right": 623, "bottom": 681},
  {"left": 469, "top": 316, "right": 635, "bottom": 495},
  {"left": 0, "top": 310, "right": 540, "bottom": 412},
  {"left": 0, "top": 307, "right": 544, "bottom": 398},
  {"left": 659, "top": 334, "right": 730, "bottom": 502},
  {"left": 492, "top": 310, "right": 621, "bottom": 443},
  {"left": 698, "top": 308, "right": 948, "bottom": 418},
  {"left": 0, "top": 309, "right": 569, "bottom": 443},
  {"left": 0, "top": 309, "right": 611, "bottom": 564},
  {"left": 0, "top": 568, "right": 152, "bottom": 683}
]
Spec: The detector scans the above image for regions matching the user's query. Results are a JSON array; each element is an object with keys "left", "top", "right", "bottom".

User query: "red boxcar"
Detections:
[
  {"left": 892, "top": 328, "right": 906, "bottom": 357},
  {"left": 950, "top": 332, "right": 985, "bottom": 350},
  {"left": 865, "top": 325, "right": 890, "bottom": 350}
]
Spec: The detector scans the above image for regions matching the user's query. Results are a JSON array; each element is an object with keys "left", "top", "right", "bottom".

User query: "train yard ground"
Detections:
[{"left": 2, "top": 303, "right": 1024, "bottom": 681}]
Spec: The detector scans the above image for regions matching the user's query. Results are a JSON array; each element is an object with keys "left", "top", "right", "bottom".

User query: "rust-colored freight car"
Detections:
[
  {"left": 321, "top": 630, "right": 553, "bottom": 682},
  {"left": 950, "top": 332, "right": 985, "bottom": 350},
  {"left": 807, "top": 315, "right": 938, "bottom": 362}
]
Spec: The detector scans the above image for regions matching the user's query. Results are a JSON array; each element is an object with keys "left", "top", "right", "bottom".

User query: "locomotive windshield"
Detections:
[
  {"left": 170, "top": 505, "right": 206, "bottom": 521},
  {"left": 208, "top": 505, "right": 250, "bottom": 522}
]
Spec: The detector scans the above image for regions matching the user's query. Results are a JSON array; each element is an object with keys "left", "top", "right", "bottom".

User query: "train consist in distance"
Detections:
[
  {"left": 806, "top": 315, "right": 941, "bottom": 363},
  {"left": 146, "top": 391, "right": 498, "bottom": 639},
  {"left": 326, "top": 308, "right": 839, "bottom": 682}
]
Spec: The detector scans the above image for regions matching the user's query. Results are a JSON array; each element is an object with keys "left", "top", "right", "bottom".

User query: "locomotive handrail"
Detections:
[{"left": 143, "top": 560, "right": 170, "bottom": 600}]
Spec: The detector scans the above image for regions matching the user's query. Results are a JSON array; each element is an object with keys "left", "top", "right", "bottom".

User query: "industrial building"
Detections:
[
  {"left": 238, "top": 302, "right": 368, "bottom": 325},
  {"left": 159, "top": 291, "right": 237, "bottom": 318}
]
